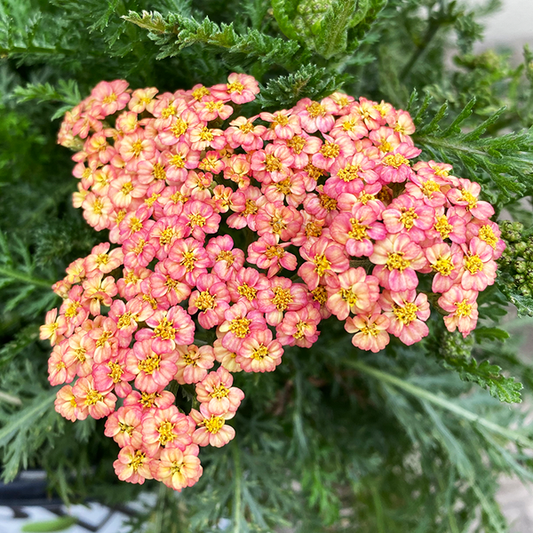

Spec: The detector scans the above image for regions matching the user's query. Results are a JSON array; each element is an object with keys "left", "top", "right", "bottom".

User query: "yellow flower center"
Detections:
[
  {"left": 243, "top": 199, "right": 258, "bottom": 216},
  {"left": 129, "top": 217, "right": 143, "bottom": 233},
  {"left": 455, "top": 300, "right": 473, "bottom": 317},
  {"left": 275, "top": 178, "right": 292, "bottom": 195},
  {"left": 217, "top": 250, "right": 235, "bottom": 264},
  {"left": 386, "top": 252, "right": 411, "bottom": 272},
  {"left": 196, "top": 291, "right": 216, "bottom": 311},
  {"left": 340, "top": 288, "right": 358, "bottom": 306},
  {"left": 128, "top": 450, "right": 146, "bottom": 472},
  {"left": 74, "top": 347, "right": 86, "bottom": 363},
  {"left": 465, "top": 254, "right": 483, "bottom": 274},
  {"left": 360, "top": 323, "right": 379, "bottom": 336},
  {"left": 140, "top": 392, "right": 160, "bottom": 407},
  {"left": 138, "top": 353, "right": 162, "bottom": 375},
  {"left": 238, "top": 283, "right": 257, "bottom": 301},
  {"left": 479, "top": 225, "right": 498, "bottom": 248},
  {"left": 433, "top": 257, "right": 454, "bottom": 276},
  {"left": 311, "top": 286, "right": 328, "bottom": 305},
  {"left": 199, "top": 126, "right": 214, "bottom": 141},
  {"left": 314, "top": 254, "right": 331, "bottom": 276},
  {"left": 170, "top": 154, "right": 185, "bottom": 168},
  {"left": 294, "top": 322, "right": 308, "bottom": 340},
  {"left": 211, "top": 384, "right": 230, "bottom": 399},
  {"left": 272, "top": 114, "right": 289, "bottom": 127},
  {"left": 272, "top": 287, "right": 293, "bottom": 311},
  {"left": 65, "top": 300, "right": 81, "bottom": 318},
  {"left": 460, "top": 190, "right": 478, "bottom": 210},
  {"left": 393, "top": 302, "right": 418, "bottom": 325},
  {"left": 171, "top": 119, "right": 188, "bottom": 138},
  {"left": 305, "top": 222, "right": 322, "bottom": 238},
  {"left": 159, "top": 228, "right": 174, "bottom": 245},
  {"left": 205, "top": 100, "right": 223, "bottom": 112},
  {"left": 130, "top": 140, "right": 143, "bottom": 158},
  {"left": 227, "top": 81, "right": 244, "bottom": 93},
  {"left": 306, "top": 102, "right": 326, "bottom": 118},
  {"left": 239, "top": 122, "right": 254, "bottom": 133},
  {"left": 399, "top": 207, "right": 418, "bottom": 230},
  {"left": 270, "top": 215, "right": 287, "bottom": 235},
  {"left": 121, "top": 182, "right": 134, "bottom": 195},
  {"left": 303, "top": 163, "right": 324, "bottom": 181},
  {"left": 108, "top": 362, "right": 124, "bottom": 383},
  {"left": 102, "top": 93, "right": 117, "bottom": 104},
  {"left": 180, "top": 250, "right": 197, "bottom": 271},
  {"left": 96, "top": 330, "right": 112, "bottom": 348},
  {"left": 337, "top": 164, "right": 361, "bottom": 182},
  {"left": 434, "top": 215, "right": 453, "bottom": 240},
  {"left": 188, "top": 213, "right": 207, "bottom": 227},
  {"left": 287, "top": 135, "right": 306, "bottom": 154},
  {"left": 117, "top": 312, "right": 133, "bottom": 329},
  {"left": 118, "top": 422, "right": 134, "bottom": 436},
  {"left": 161, "top": 105, "right": 177, "bottom": 119},
  {"left": 204, "top": 415, "right": 225, "bottom": 433},
  {"left": 349, "top": 218, "right": 369, "bottom": 240},
  {"left": 152, "top": 163, "right": 166, "bottom": 180},
  {"left": 192, "top": 87, "right": 210, "bottom": 100},
  {"left": 153, "top": 317, "right": 176, "bottom": 340},
  {"left": 420, "top": 179, "right": 440, "bottom": 197},
  {"left": 320, "top": 141, "right": 340, "bottom": 159},
  {"left": 158, "top": 421, "right": 176, "bottom": 446},
  {"left": 92, "top": 198, "right": 104, "bottom": 215},
  {"left": 265, "top": 154, "right": 282, "bottom": 172},
  {"left": 229, "top": 317, "right": 251, "bottom": 338},
  {"left": 85, "top": 389, "right": 103, "bottom": 406},
  {"left": 251, "top": 344, "right": 269, "bottom": 359},
  {"left": 319, "top": 193, "right": 338, "bottom": 211},
  {"left": 382, "top": 154, "right": 410, "bottom": 169}
]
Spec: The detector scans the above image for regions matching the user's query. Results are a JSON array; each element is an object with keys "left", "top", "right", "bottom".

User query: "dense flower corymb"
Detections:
[{"left": 47, "top": 74, "right": 503, "bottom": 490}]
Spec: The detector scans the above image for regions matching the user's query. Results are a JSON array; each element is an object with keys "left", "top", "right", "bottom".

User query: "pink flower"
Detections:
[
  {"left": 211, "top": 73, "right": 260, "bottom": 104},
  {"left": 82, "top": 273, "right": 118, "bottom": 315},
  {"left": 312, "top": 134, "right": 355, "bottom": 171},
  {"left": 182, "top": 200, "right": 221, "bottom": 241},
  {"left": 250, "top": 143, "right": 294, "bottom": 183},
  {"left": 247, "top": 234, "right": 298, "bottom": 278},
  {"left": 205, "top": 235, "right": 245, "bottom": 281},
  {"left": 104, "top": 406, "right": 143, "bottom": 448},
  {"left": 325, "top": 268, "right": 380, "bottom": 320},
  {"left": 295, "top": 98, "right": 336, "bottom": 133},
  {"left": 40, "top": 308, "right": 67, "bottom": 346},
  {"left": 259, "top": 109, "right": 301, "bottom": 140},
  {"left": 113, "top": 446, "right": 154, "bottom": 485},
  {"left": 238, "top": 328, "right": 284, "bottom": 372},
  {"left": 344, "top": 313, "right": 390, "bottom": 352},
  {"left": 276, "top": 304, "right": 321, "bottom": 348},
  {"left": 167, "top": 238, "right": 211, "bottom": 286},
  {"left": 380, "top": 290, "right": 430, "bottom": 345},
  {"left": 188, "top": 273, "right": 231, "bottom": 329},
  {"left": 91, "top": 80, "right": 130, "bottom": 116},
  {"left": 195, "top": 97, "right": 233, "bottom": 121},
  {"left": 72, "top": 375, "right": 116, "bottom": 419},
  {"left": 48, "top": 340, "right": 77, "bottom": 386},
  {"left": 447, "top": 179, "right": 495, "bottom": 220},
  {"left": 298, "top": 237, "right": 349, "bottom": 290},
  {"left": 213, "top": 339, "right": 242, "bottom": 373},
  {"left": 175, "top": 344, "right": 215, "bottom": 385},
  {"left": 196, "top": 367, "right": 244, "bottom": 414},
  {"left": 438, "top": 286, "right": 479, "bottom": 337},
  {"left": 425, "top": 243, "right": 463, "bottom": 293},
  {"left": 84, "top": 243, "right": 124, "bottom": 275},
  {"left": 382, "top": 194, "right": 435, "bottom": 243},
  {"left": 370, "top": 234, "right": 426, "bottom": 291},
  {"left": 142, "top": 406, "right": 195, "bottom": 455},
  {"left": 190, "top": 404, "right": 235, "bottom": 448},
  {"left": 460, "top": 237, "right": 498, "bottom": 291},
  {"left": 255, "top": 202, "right": 303, "bottom": 242},
  {"left": 377, "top": 143, "right": 421, "bottom": 183},
  {"left": 126, "top": 340, "right": 178, "bottom": 393},
  {"left": 226, "top": 116, "right": 266, "bottom": 150},
  {"left": 218, "top": 301, "right": 267, "bottom": 353},
  {"left": 155, "top": 444, "right": 203, "bottom": 490},
  {"left": 136, "top": 306, "right": 195, "bottom": 353},
  {"left": 329, "top": 204, "right": 386, "bottom": 257},
  {"left": 55, "top": 385, "right": 88, "bottom": 422},
  {"left": 93, "top": 349, "right": 135, "bottom": 397}
]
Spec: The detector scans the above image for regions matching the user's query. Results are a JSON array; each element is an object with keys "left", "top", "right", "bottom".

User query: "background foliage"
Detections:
[{"left": 1, "top": 0, "right": 533, "bottom": 531}]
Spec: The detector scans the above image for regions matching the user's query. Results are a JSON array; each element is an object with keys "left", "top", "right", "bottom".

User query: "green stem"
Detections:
[
  {"left": 370, "top": 484, "right": 385, "bottom": 533},
  {"left": 0, "top": 267, "right": 54, "bottom": 288},
  {"left": 0, "top": 391, "right": 22, "bottom": 406},
  {"left": 400, "top": 19, "right": 442, "bottom": 81},
  {"left": 232, "top": 443, "right": 242, "bottom": 533},
  {"left": 346, "top": 360, "right": 533, "bottom": 449}
]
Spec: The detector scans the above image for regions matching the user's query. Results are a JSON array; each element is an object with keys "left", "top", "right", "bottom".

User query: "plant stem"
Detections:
[
  {"left": 0, "top": 267, "right": 53, "bottom": 288},
  {"left": 232, "top": 443, "right": 242, "bottom": 533},
  {"left": 0, "top": 391, "right": 22, "bottom": 406},
  {"left": 346, "top": 360, "right": 533, "bottom": 449}
]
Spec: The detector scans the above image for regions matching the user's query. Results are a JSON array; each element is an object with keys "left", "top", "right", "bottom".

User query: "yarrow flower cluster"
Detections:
[{"left": 44, "top": 73, "right": 504, "bottom": 490}]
